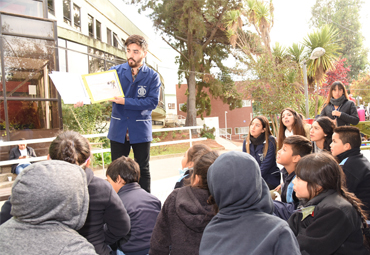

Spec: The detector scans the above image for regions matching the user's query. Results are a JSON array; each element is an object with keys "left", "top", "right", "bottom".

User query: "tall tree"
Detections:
[
  {"left": 129, "top": 0, "right": 243, "bottom": 127},
  {"left": 351, "top": 73, "right": 370, "bottom": 104},
  {"left": 310, "top": 0, "right": 368, "bottom": 81},
  {"left": 321, "top": 58, "right": 351, "bottom": 96}
]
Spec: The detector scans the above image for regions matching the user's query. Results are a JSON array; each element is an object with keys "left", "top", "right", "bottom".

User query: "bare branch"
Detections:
[{"left": 161, "top": 36, "right": 189, "bottom": 62}]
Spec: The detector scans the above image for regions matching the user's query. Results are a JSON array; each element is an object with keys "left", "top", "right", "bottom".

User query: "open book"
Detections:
[{"left": 49, "top": 70, "right": 124, "bottom": 104}]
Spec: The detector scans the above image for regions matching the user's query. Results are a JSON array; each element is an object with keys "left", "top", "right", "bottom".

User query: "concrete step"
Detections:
[
  {"left": 0, "top": 173, "right": 16, "bottom": 182},
  {"left": 0, "top": 179, "right": 13, "bottom": 189}
]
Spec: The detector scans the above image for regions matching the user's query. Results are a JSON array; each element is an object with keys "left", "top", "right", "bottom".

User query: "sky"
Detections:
[{"left": 110, "top": 0, "right": 370, "bottom": 94}]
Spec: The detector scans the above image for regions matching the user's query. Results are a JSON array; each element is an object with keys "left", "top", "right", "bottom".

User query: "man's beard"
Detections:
[{"left": 128, "top": 57, "right": 143, "bottom": 68}]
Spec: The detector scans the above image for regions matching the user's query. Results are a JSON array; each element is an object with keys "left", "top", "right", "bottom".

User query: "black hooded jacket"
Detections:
[
  {"left": 199, "top": 151, "right": 300, "bottom": 255},
  {"left": 149, "top": 186, "right": 214, "bottom": 255}
]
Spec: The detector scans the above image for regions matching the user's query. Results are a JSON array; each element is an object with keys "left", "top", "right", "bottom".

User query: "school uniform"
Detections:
[
  {"left": 320, "top": 98, "right": 359, "bottom": 126},
  {"left": 108, "top": 62, "right": 161, "bottom": 193}
]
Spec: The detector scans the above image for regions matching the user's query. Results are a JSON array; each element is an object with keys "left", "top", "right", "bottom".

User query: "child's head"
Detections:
[
  {"left": 181, "top": 144, "right": 212, "bottom": 169},
  {"left": 310, "top": 116, "right": 335, "bottom": 151},
  {"left": 246, "top": 115, "right": 273, "bottom": 157},
  {"left": 49, "top": 131, "right": 91, "bottom": 169},
  {"left": 106, "top": 156, "right": 140, "bottom": 193},
  {"left": 330, "top": 126, "right": 361, "bottom": 156},
  {"left": 277, "top": 135, "right": 312, "bottom": 167},
  {"left": 294, "top": 153, "right": 344, "bottom": 200},
  {"left": 278, "top": 108, "right": 306, "bottom": 150},
  {"left": 191, "top": 150, "right": 219, "bottom": 189}
]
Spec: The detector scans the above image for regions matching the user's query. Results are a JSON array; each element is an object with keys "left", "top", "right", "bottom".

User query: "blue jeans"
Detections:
[{"left": 15, "top": 163, "right": 31, "bottom": 175}]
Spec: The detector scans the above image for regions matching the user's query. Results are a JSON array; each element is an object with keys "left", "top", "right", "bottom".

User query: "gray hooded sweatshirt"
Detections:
[
  {"left": 0, "top": 160, "right": 97, "bottom": 255},
  {"left": 199, "top": 151, "right": 300, "bottom": 255}
]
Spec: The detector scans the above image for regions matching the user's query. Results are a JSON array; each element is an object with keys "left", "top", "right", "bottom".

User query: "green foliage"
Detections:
[
  {"left": 62, "top": 101, "right": 111, "bottom": 134},
  {"left": 200, "top": 124, "right": 216, "bottom": 140},
  {"left": 298, "top": 94, "right": 326, "bottom": 118},
  {"left": 310, "top": 0, "right": 369, "bottom": 81},
  {"left": 303, "top": 24, "right": 341, "bottom": 86},
  {"left": 92, "top": 152, "right": 112, "bottom": 167},
  {"left": 129, "top": 0, "right": 244, "bottom": 126},
  {"left": 172, "top": 132, "right": 176, "bottom": 139},
  {"left": 351, "top": 73, "right": 370, "bottom": 103}
]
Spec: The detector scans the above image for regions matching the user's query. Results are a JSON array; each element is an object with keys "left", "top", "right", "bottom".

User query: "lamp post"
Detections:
[
  {"left": 302, "top": 47, "right": 326, "bottom": 119},
  {"left": 225, "top": 111, "right": 228, "bottom": 138}
]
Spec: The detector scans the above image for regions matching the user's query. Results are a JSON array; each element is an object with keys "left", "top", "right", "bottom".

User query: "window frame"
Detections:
[
  {"left": 96, "top": 20, "right": 101, "bottom": 41},
  {"left": 88, "top": 14, "right": 94, "bottom": 38}
]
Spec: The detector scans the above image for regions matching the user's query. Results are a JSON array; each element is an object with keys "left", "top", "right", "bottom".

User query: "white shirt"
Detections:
[{"left": 285, "top": 129, "right": 294, "bottom": 137}]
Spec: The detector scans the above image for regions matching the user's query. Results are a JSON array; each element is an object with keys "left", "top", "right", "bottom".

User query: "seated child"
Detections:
[
  {"left": 150, "top": 151, "right": 219, "bottom": 255},
  {"left": 106, "top": 156, "right": 161, "bottom": 255},
  {"left": 331, "top": 126, "right": 370, "bottom": 215},
  {"left": 174, "top": 144, "right": 211, "bottom": 189},
  {"left": 0, "top": 161, "right": 97, "bottom": 254},
  {"left": 199, "top": 151, "right": 300, "bottom": 255},
  {"left": 9, "top": 140, "right": 37, "bottom": 174},
  {"left": 288, "top": 153, "right": 370, "bottom": 254},
  {"left": 274, "top": 135, "right": 312, "bottom": 220}
]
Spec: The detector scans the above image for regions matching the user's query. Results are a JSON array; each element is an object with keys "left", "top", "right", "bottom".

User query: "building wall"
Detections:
[{"left": 176, "top": 84, "right": 253, "bottom": 135}]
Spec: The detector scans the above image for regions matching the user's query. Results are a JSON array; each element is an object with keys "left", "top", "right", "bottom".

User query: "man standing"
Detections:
[{"left": 108, "top": 35, "right": 161, "bottom": 193}]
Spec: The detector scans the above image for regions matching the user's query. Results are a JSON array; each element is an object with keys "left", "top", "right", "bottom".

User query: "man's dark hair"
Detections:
[
  {"left": 125, "top": 34, "right": 148, "bottom": 52},
  {"left": 283, "top": 135, "right": 312, "bottom": 157},
  {"left": 334, "top": 126, "right": 362, "bottom": 149},
  {"left": 106, "top": 156, "right": 140, "bottom": 184}
]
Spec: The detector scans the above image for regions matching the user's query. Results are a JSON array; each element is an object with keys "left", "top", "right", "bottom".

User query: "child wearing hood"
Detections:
[
  {"left": 0, "top": 160, "right": 97, "bottom": 255},
  {"left": 199, "top": 151, "right": 300, "bottom": 255},
  {"left": 149, "top": 150, "right": 218, "bottom": 255}
]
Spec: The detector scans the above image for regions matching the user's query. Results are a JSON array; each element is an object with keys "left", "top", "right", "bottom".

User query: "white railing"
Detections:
[
  {"left": 235, "top": 127, "right": 249, "bottom": 139},
  {"left": 0, "top": 126, "right": 205, "bottom": 167},
  {"left": 219, "top": 128, "right": 231, "bottom": 140}
]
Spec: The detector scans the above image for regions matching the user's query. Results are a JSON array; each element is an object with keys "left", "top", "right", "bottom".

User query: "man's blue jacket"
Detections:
[{"left": 108, "top": 62, "right": 161, "bottom": 144}]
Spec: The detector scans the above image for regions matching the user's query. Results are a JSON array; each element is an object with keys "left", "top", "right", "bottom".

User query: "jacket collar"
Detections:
[
  {"left": 117, "top": 182, "right": 141, "bottom": 194},
  {"left": 336, "top": 148, "right": 361, "bottom": 163},
  {"left": 123, "top": 62, "right": 148, "bottom": 84}
]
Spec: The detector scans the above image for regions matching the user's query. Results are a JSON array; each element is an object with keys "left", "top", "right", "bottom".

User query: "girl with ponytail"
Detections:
[{"left": 288, "top": 153, "right": 370, "bottom": 254}]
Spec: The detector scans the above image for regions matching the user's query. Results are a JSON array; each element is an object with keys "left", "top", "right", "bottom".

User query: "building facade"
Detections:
[
  {"left": 176, "top": 84, "right": 253, "bottom": 137},
  {"left": 0, "top": 0, "right": 165, "bottom": 160}
]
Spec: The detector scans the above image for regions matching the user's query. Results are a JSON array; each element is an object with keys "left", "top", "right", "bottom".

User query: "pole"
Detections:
[
  {"left": 303, "top": 61, "right": 309, "bottom": 119},
  {"left": 225, "top": 111, "right": 228, "bottom": 139}
]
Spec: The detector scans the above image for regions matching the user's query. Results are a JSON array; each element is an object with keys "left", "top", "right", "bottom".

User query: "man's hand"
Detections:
[
  {"left": 109, "top": 97, "right": 125, "bottom": 105},
  {"left": 332, "top": 110, "right": 341, "bottom": 117},
  {"left": 74, "top": 101, "right": 84, "bottom": 108}
]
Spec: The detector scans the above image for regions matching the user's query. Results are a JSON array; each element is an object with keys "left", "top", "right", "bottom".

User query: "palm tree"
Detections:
[
  {"left": 287, "top": 43, "right": 305, "bottom": 64},
  {"left": 302, "top": 24, "right": 340, "bottom": 87}
]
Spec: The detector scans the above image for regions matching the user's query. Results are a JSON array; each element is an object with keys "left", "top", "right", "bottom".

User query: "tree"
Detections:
[
  {"left": 129, "top": 0, "right": 243, "bottom": 127},
  {"left": 351, "top": 73, "right": 370, "bottom": 104},
  {"left": 302, "top": 24, "right": 340, "bottom": 88},
  {"left": 320, "top": 57, "right": 351, "bottom": 96},
  {"left": 310, "top": 0, "right": 369, "bottom": 81}
]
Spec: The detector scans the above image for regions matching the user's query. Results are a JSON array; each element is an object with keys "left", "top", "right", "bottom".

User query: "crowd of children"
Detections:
[{"left": 1, "top": 80, "right": 370, "bottom": 254}]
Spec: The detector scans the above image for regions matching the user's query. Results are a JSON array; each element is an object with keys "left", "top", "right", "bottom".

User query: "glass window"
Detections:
[
  {"left": 96, "top": 20, "right": 101, "bottom": 40},
  {"left": 88, "top": 48, "right": 105, "bottom": 73},
  {"left": 242, "top": 100, "right": 251, "bottom": 107},
  {"left": 63, "top": 0, "right": 71, "bottom": 25},
  {"left": 73, "top": 4, "right": 81, "bottom": 31},
  {"left": 107, "top": 28, "right": 112, "bottom": 45},
  {"left": 113, "top": 33, "right": 118, "bottom": 48},
  {"left": 48, "top": 0, "right": 54, "bottom": 15},
  {"left": 0, "top": 0, "right": 43, "bottom": 18},
  {"left": 168, "top": 103, "right": 175, "bottom": 109},
  {"left": 2, "top": 14, "right": 54, "bottom": 39},
  {"left": 88, "top": 14, "right": 94, "bottom": 38},
  {"left": 2, "top": 35, "right": 56, "bottom": 99}
]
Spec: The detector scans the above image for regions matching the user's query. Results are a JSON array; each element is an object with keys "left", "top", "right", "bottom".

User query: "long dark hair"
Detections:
[
  {"left": 245, "top": 116, "right": 274, "bottom": 157},
  {"left": 323, "top": 81, "right": 349, "bottom": 108},
  {"left": 191, "top": 150, "right": 219, "bottom": 213},
  {"left": 296, "top": 153, "right": 370, "bottom": 247},
  {"left": 314, "top": 116, "right": 335, "bottom": 152},
  {"left": 49, "top": 131, "right": 91, "bottom": 169},
  {"left": 278, "top": 108, "right": 306, "bottom": 150}
]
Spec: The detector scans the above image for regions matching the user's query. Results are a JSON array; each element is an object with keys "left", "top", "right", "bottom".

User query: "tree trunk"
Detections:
[{"left": 274, "top": 114, "right": 279, "bottom": 137}]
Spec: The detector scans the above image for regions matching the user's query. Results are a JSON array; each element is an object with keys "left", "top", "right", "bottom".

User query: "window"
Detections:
[
  {"left": 96, "top": 20, "right": 101, "bottom": 40},
  {"left": 48, "top": 0, "right": 55, "bottom": 15},
  {"left": 242, "top": 100, "right": 252, "bottom": 107},
  {"left": 63, "top": 0, "right": 71, "bottom": 25},
  {"left": 121, "top": 39, "right": 126, "bottom": 49},
  {"left": 168, "top": 103, "right": 175, "bottom": 109},
  {"left": 73, "top": 4, "right": 81, "bottom": 31},
  {"left": 113, "top": 32, "right": 118, "bottom": 47},
  {"left": 88, "top": 15, "right": 94, "bottom": 38},
  {"left": 107, "top": 28, "right": 112, "bottom": 45},
  {"left": 179, "top": 103, "right": 185, "bottom": 111}
]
